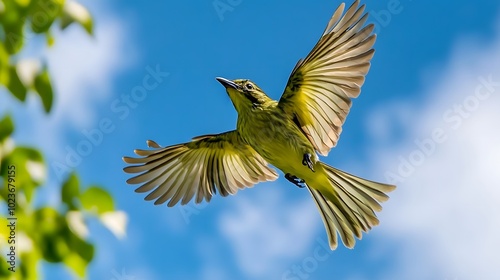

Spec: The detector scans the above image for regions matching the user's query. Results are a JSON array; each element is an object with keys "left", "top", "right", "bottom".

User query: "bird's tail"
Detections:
[{"left": 307, "top": 162, "right": 396, "bottom": 250}]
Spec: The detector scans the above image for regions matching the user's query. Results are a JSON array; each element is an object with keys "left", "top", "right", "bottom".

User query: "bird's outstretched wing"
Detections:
[
  {"left": 123, "top": 130, "right": 278, "bottom": 206},
  {"left": 278, "top": 0, "right": 376, "bottom": 156}
]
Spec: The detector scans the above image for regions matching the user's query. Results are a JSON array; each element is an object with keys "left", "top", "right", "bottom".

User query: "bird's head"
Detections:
[{"left": 216, "top": 77, "right": 272, "bottom": 113}]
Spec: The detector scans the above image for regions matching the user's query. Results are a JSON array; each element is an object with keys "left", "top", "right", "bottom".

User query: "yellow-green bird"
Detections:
[{"left": 123, "top": 0, "right": 395, "bottom": 250}]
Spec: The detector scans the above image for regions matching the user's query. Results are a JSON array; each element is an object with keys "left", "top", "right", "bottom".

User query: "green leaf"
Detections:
[
  {"left": 0, "top": 45, "right": 9, "bottom": 84},
  {"left": 80, "top": 186, "right": 114, "bottom": 214},
  {"left": 60, "top": 1, "right": 93, "bottom": 34},
  {"left": 14, "top": 0, "right": 31, "bottom": 9},
  {"left": 40, "top": 234, "right": 70, "bottom": 263},
  {"left": 63, "top": 227, "right": 94, "bottom": 277},
  {"left": 4, "top": 23, "right": 25, "bottom": 54},
  {"left": 63, "top": 252, "right": 87, "bottom": 277},
  {"left": 15, "top": 146, "right": 44, "bottom": 162},
  {"left": 65, "top": 227, "right": 94, "bottom": 263},
  {"left": 61, "top": 172, "right": 79, "bottom": 208},
  {"left": 33, "top": 68, "right": 53, "bottom": 113},
  {"left": 6, "top": 65, "right": 27, "bottom": 101},
  {"left": 1, "top": 0, "right": 27, "bottom": 54},
  {"left": 35, "top": 208, "right": 71, "bottom": 263},
  {"left": 20, "top": 251, "right": 39, "bottom": 280},
  {"left": 0, "top": 257, "right": 11, "bottom": 277},
  {"left": 34, "top": 207, "right": 60, "bottom": 233},
  {"left": 1, "top": 146, "right": 44, "bottom": 202},
  {"left": 29, "top": 0, "right": 65, "bottom": 33},
  {"left": 0, "top": 115, "right": 14, "bottom": 142}
]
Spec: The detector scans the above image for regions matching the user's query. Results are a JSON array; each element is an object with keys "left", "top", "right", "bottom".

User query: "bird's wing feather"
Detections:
[
  {"left": 278, "top": 0, "right": 376, "bottom": 156},
  {"left": 123, "top": 130, "right": 278, "bottom": 206}
]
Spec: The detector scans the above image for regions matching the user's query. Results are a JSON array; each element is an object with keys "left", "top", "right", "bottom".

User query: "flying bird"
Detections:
[{"left": 123, "top": 0, "right": 395, "bottom": 250}]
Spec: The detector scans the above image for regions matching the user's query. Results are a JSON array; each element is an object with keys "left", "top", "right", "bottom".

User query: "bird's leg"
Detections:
[
  {"left": 285, "top": 173, "right": 306, "bottom": 188},
  {"left": 302, "top": 153, "right": 315, "bottom": 172}
]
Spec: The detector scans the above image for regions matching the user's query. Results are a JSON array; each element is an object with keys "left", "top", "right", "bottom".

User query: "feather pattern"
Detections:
[
  {"left": 123, "top": 130, "right": 278, "bottom": 206},
  {"left": 279, "top": 0, "right": 376, "bottom": 156},
  {"left": 308, "top": 163, "right": 396, "bottom": 249}
]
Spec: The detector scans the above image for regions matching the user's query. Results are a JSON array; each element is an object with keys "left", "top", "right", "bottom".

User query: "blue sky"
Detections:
[{"left": 3, "top": 0, "right": 500, "bottom": 279}]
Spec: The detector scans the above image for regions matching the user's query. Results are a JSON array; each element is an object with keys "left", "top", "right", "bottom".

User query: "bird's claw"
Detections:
[
  {"left": 302, "top": 153, "right": 315, "bottom": 172},
  {"left": 285, "top": 173, "right": 306, "bottom": 188}
]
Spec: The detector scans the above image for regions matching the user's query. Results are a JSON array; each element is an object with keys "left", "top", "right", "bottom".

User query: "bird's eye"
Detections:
[{"left": 245, "top": 83, "right": 254, "bottom": 90}]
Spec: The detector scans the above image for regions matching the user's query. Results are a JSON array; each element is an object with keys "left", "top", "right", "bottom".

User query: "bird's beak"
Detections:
[{"left": 216, "top": 77, "right": 238, "bottom": 89}]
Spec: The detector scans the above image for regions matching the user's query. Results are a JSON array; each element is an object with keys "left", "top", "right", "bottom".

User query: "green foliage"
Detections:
[
  {"left": 0, "top": 117, "right": 126, "bottom": 279},
  {"left": 0, "top": 1, "right": 126, "bottom": 279},
  {"left": 0, "top": 116, "right": 14, "bottom": 142},
  {"left": 1, "top": 0, "right": 94, "bottom": 114},
  {"left": 0, "top": 145, "right": 43, "bottom": 202},
  {"left": 61, "top": 172, "right": 79, "bottom": 209},
  {"left": 80, "top": 186, "right": 114, "bottom": 215},
  {"left": 33, "top": 68, "right": 53, "bottom": 113},
  {"left": 28, "top": 0, "right": 66, "bottom": 34},
  {"left": 5, "top": 66, "right": 26, "bottom": 101}
]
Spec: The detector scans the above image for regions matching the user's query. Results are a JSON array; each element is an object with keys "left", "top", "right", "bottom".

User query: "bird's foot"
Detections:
[
  {"left": 285, "top": 173, "right": 306, "bottom": 188},
  {"left": 302, "top": 153, "right": 315, "bottom": 172}
]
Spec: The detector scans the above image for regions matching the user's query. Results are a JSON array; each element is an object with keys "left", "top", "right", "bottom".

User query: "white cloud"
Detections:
[
  {"left": 46, "top": 15, "right": 134, "bottom": 128},
  {"left": 368, "top": 19, "right": 500, "bottom": 280},
  {"left": 218, "top": 186, "right": 319, "bottom": 278},
  {"left": 39, "top": 15, "right": 133, "bottom": 157}
]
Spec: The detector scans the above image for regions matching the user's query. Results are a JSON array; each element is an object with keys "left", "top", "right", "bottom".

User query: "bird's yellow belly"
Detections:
[{"left": 238, "top": 112, "right": 317, "bottom": 180}]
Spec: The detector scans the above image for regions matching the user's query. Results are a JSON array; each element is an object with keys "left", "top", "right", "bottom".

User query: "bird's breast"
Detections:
[{"left": 237, "top": 109, "right": 316, "bottom": 175}]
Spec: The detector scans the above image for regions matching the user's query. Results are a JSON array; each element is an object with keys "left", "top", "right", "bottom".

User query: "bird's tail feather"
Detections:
[{"left": 307, "top": 162, "right": 396, "bottom": 250}]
